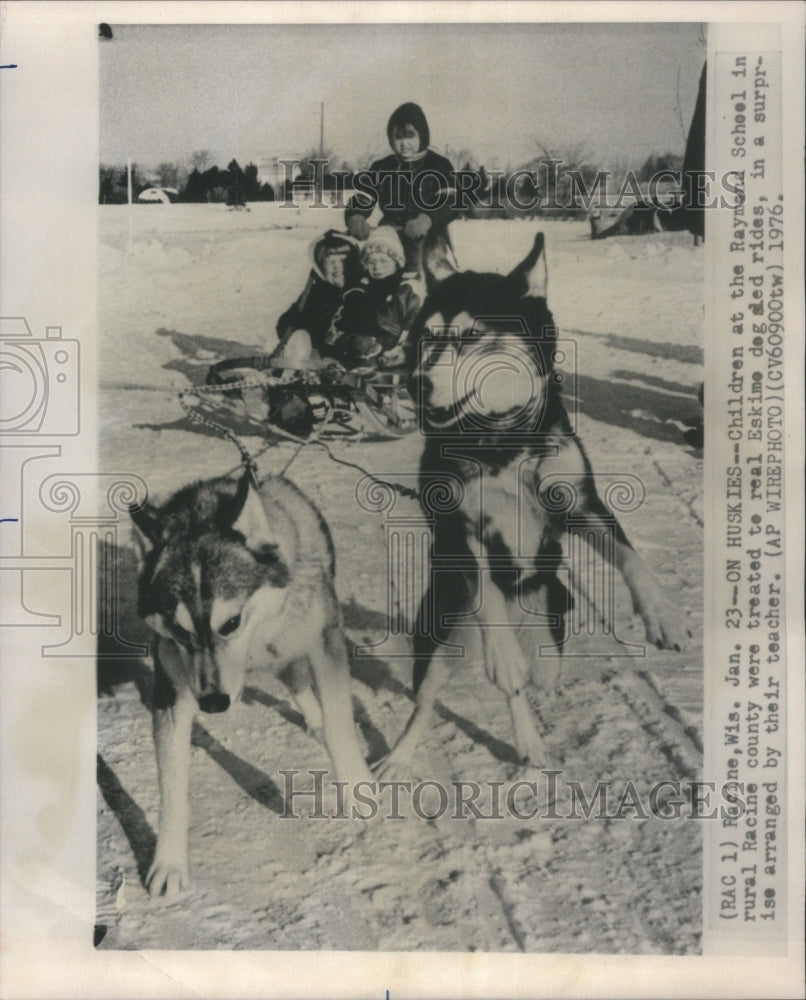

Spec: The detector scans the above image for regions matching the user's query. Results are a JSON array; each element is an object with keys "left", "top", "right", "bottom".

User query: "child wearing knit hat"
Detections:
[
  {"left": 326, "top": 226, "right": 422, "bottom": 370},
  {"left": 361, "top": 226, "right": 407, "bottom": 275}
]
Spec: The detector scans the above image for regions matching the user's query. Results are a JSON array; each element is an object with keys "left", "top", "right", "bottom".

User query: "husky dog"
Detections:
[
  {"left": 131, "top": 471, "right": 372, "bottom": 896},
  {"left": 376, "top": 232, "right": 688, "bottom": 778}
]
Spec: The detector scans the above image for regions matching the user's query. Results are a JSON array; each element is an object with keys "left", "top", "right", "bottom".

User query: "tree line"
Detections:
[
  {"left": 99, "top": 147, "right": 684, "bottom": 214},
  {"left": 99, "top": 158, "right": 275, "bottom": 205}
]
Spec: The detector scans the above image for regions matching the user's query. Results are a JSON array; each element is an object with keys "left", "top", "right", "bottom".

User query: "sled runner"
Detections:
[{"left": 199, "top": 354, "right": 418, "bottom": 442}]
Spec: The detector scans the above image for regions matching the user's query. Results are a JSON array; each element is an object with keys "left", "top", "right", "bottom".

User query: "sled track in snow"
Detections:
[{"left": 96, "top": 638, "right": 702, "bottom": 954}]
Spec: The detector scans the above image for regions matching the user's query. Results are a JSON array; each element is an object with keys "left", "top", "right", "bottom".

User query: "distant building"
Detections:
[
  {"left": 137, "top": 187, "right": 179, "bottom": 204},
  {"left": 255, "top": 156, "right": 301, "bottom": 195},
  {"left": 254, "top": 155, "right": 353, "bottom": 205}
]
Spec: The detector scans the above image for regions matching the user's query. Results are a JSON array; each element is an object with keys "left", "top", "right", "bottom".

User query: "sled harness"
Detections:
[{"left": 176, "top": 355, "right": 420, "bottom": 498}]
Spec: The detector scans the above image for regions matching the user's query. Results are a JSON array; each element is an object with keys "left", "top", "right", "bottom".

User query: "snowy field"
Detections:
[{"left": 97, "top": 203, "right": 704, "bottom": 952}]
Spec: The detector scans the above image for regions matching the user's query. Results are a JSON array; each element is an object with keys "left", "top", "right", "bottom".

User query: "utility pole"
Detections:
[
  {"left": 127, "top": 158, "right": 133, "bottom": 248},
  {"left": 319, "top": 103, "right": 324, "bottom": 159}
]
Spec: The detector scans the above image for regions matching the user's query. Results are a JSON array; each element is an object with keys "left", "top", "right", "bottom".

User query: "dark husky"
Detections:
[
  {"left": 131, "top": 471, "right": 372, "bottom": 896},
  {"left": 375, "top": 232, "right": 688, "bottom": 778}
]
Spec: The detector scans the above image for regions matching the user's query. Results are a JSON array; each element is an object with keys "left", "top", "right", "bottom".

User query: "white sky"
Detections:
[{"left": 100, "top": 22, "right": 705, "bottom": 174}]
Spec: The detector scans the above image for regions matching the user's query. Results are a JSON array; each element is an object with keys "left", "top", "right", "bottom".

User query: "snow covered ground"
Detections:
[{"left": 96, "top": 204, "right": 704, "bottom": 952}]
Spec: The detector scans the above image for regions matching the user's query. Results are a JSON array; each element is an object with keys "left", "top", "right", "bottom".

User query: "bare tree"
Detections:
[
  {"left": 673, "top": 66, "right": 689, "bottom": 145},
  {"left": 444, "top": 145, "right": 480, "bottom": 170},
  {"left": 519, "top": 139, "right": 604, "bottom": 216},
  {"left": 530, "top": 136, "right": 556, "bottom": 161},
  {"left": 189, "top": 149, "right": 211, "bottom": 173},
  {"left": 156, "top": 162, "right": 180, "bottom": 189}
]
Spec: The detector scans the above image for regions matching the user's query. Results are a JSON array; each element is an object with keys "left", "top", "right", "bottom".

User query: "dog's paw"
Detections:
[
  {"left": 146, "top": 859, "right": 189, "bottom": 900},
  {"left": 639, "top": 604, "right": 691, "bottom": 652},
  {"left": 506, "top": 687, "right": 548, "bottom": 770},
  {"left": 346, "top": 766, "right": 376, "bottom": 787},
  {"left": 371, "top": 753, "right": 411, "bottom": 784},
  {"left": 511, "top": 718, "right": 548, "bottom": 771},
  {"left": 340, "top": 772, "right": 384, "bottom": 822}
]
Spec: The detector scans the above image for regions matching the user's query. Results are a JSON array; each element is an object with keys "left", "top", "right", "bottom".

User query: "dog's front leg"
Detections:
[
  {"left": 147, "top": 644, "right": 196, "bottom": 898},
  {"left": 573, "top": 506, "right": 690, "bottom": 651},
  {"left": 373, "top": 560, "right": 471, "bottom": 781},
  {"left": 283, "top": 657, "right": 324, "bottom": 741},
  {"left": 307, "top": 623, "right": 373, "bottom": 788},
  {"left": 373, "top": 651, "right": 454, "bottom": 781},
  {"left": 475, "top": 576, "right": 548, "bottom": 770}
]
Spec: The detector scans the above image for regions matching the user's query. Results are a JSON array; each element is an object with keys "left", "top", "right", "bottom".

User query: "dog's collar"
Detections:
[
  {"left": 424, "top": 392, "right": 544, "bottom": 433},
  {"left": 424, "top": 389, "right": 476, "bottom": 429}
]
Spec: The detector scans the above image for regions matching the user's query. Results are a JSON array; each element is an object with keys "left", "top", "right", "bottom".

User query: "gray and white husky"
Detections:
[{"left": 130, "top": 470, "right": 372, "bottom": 897}]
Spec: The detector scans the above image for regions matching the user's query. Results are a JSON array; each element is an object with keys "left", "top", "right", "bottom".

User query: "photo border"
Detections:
[{"left": 1, "top": 2, "right": 803, "bottom": 998}]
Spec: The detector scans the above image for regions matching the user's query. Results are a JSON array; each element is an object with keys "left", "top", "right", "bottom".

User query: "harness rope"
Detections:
[
  {"left": 178, "top": 388, "right": 264, "bottom": 487},
  {"left": 177, "top": 370, "right": 420, "bottom": 500}
]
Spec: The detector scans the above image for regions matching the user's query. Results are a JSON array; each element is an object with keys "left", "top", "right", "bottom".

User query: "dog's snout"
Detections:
[
  {"left": 198, "top": 692, "right": 231, "bottom": 714},
  {"left": 411, "top": 374, "right": 432, "bottom": 399}
]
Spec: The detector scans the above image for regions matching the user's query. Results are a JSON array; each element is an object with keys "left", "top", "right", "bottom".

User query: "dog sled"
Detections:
[{"left": 189, "top": 353, "right": 418, "bottom": 443}]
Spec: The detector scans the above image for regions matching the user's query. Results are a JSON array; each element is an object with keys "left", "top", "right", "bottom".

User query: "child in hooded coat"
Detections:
[
  {"left": 345, "top": 102, "right": 456, "bottom": 275},
  {"left": 326, "top": 226, "right": 422, "bottom": 370},
  {"left": 271, "top": 229, "right": 360, "bottom": 366}
]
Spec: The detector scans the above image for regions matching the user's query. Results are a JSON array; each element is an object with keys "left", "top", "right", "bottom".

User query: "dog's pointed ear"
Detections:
[
  {"left": 423, "top": 231, "right": 459, "bottom": 293},
  {"left": 129, "top": 501, "right": 163, "bottom": 573},
  {"left": 230, "top": 473, "right": 289, "bottom": 584},
  {"left": 508, "top": 231, "right": 548, "bottom": 299},
  {"left": 129, "top": 502, "right": 162, "bottom": 553},
  {"left": 230, "top": 471, "right": 275, "bottom": 551}
]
